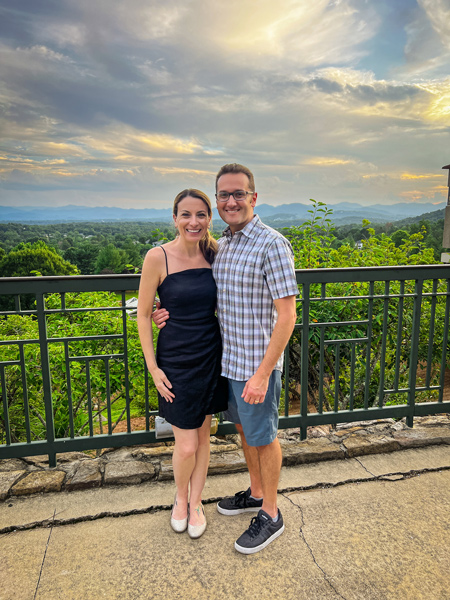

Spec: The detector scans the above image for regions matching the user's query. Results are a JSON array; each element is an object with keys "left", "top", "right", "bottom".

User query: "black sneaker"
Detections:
[
  {"left": 217, "top": 488, "right": 263, "bottom": 516},
  {"left": 234, "top": 509, "right": 285, "bottom": 555}
]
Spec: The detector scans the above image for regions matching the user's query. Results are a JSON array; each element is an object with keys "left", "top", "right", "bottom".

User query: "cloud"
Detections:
[{"left": 0, "top": 0, "right": 449, "bottom": 210}]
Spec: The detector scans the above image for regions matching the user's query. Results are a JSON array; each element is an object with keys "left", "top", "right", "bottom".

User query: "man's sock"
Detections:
[{"left": 250, "top": 494, "right": 263, "bottom": 501}]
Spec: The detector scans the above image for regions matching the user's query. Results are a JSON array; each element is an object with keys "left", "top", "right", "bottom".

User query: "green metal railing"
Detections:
[{"left": 1, "top": 266, "right": 449, "bottom": 466}]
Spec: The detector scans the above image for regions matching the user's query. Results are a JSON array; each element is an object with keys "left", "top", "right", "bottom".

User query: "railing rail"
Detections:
[{"left": 1, "top": 266, "right": 449, "bottom": 466}]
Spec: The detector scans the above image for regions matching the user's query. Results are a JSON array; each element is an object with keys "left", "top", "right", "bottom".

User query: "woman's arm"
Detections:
[{"left": 137, "top": 249, "right": 175, "bottom": 402}]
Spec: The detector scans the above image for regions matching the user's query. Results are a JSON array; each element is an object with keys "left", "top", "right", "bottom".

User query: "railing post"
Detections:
[
  {"left": 300, "top": 283, "right": 310, "bottom": 440},
  {"left": 36, "top": 293, "right": 57, "bottom": 467},
  {"left": 407, "top": 279, "right": 423, "bottom": 428}
]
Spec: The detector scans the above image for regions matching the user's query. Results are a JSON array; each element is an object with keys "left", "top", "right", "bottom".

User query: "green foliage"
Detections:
[
  {"left": 95, "top": 243, "right": 128, "bottom": 274},
  {"left": 0, "top": 241, "right": 79, "bottom": 278},
  {"left": 64, "top": 243, "right": 99, "bottom": 275},
  {"left": 284, "top": 200, "right": 447, "bottom": 413},
  {"left": 283, "top": 200, "right": 335, "bottom": 268},
  {"left": 0, "top": 292, "right": 158, "bottom": 444},
  {"left": 0, "top": 221, "right": 178, "bottom": 275}
]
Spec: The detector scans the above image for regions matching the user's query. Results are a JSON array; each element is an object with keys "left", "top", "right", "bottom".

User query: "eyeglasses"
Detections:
[{"left": 215, "top": 190, "right": 254, "bottom": 202}]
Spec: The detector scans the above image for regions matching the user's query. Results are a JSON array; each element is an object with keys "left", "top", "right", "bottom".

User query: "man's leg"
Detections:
[
  {"left": 235, "top": 423, "right": 263, "bottom": 499},
  {"left": 216, "top": 382, "right": 264, "bottom": 515},
  {"left": 231, "top": 372, "right": 284, "bottom": 554},
  {"left": 256, "top": 437, "right": 282, "bottom": 518}
]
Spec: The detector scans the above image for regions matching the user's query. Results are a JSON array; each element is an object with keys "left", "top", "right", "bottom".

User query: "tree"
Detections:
[
  {"left": 64, "top": 243, "right": 99, "bottom": 275},
  {"left": 95, "top": 243, "right": 127, "bottom": 274},
  {"left": 391, "top": 229, "right": 408, "bottom": 247},
  {"left": 0, "top": 241, "right": 79, "bottom": 277}
]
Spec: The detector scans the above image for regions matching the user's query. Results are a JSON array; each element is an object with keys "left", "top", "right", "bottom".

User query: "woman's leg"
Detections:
[
  {"left": 189, "top": 415, "right": 212, "bottom": 526},
  {"left": 171, "top": 426, "right": 199, "bottom": 520}
]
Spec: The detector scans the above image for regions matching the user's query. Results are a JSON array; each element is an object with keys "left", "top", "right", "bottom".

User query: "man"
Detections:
[{"left": 155, "top": 163, "right": 297, "bottom": 554}]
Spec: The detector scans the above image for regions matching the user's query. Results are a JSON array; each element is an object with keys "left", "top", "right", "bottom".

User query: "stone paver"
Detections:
[
  {"left": 11, "top": 471, "right": 65, "bottom": 496},
  {"left": 65, "top": 459, "right": 102, "bottom": 491},
  {"left": 0, "top": 471, "right": 25, "bottom": 501}
]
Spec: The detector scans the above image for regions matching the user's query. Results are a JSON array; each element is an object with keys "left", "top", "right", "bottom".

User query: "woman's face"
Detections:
[{"left": 173, "top": 196, "right": 211, "bottom": 242}]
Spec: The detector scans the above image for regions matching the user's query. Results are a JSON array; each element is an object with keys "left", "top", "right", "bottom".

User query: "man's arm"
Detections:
[{"left": 242, "top": 295, "right": 297, "bottom": 404}]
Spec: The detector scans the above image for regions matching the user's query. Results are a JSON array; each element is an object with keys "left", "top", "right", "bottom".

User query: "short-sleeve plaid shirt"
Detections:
[{"left": 213, "top": 214, "right": 298, "bottom": 381}]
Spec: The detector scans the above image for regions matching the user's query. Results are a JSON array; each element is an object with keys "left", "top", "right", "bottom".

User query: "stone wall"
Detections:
[{"left": 1, "top": 416, "right": 450, "bottom": 501}]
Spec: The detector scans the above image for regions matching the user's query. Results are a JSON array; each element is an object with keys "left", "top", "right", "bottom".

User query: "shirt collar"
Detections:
[{"left": 222, "top": 214, "right": 261, "bottom": 240}]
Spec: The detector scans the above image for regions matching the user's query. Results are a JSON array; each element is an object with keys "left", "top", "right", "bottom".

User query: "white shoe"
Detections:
[
  {"left": 171, "top": 496, "right": 188, "bottom": 533},
  {"left": 188, "top": 504, "right": 206, "bottom": 539}
]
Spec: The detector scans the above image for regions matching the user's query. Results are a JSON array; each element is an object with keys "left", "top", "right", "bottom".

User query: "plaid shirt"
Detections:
[{"left": 213, "top": 214, "right": 298, "bottom": 381}]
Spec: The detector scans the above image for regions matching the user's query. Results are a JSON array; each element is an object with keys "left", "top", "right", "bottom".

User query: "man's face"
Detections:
[{"left": 216, "top": 172, "right": 257, "bottom": 233}]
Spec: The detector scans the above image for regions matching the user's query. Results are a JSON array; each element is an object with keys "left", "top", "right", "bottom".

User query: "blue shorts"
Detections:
[{"left": 223, "top": 370, "right": 282, "bottom": 447}]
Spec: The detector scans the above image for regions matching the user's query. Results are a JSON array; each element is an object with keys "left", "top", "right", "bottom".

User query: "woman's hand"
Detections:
[{"left": 152, "top": 367, "right": 175, "bottom": 402}]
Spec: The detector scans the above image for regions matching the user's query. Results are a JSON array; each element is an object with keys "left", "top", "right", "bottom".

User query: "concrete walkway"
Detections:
[{"left": 2, "top": 445, "right": 450, "bottom": 600}]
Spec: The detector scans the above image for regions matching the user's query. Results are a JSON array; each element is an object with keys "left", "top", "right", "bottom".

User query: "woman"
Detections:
[{"left": 137, "top": 189, "right": 227, "bottom": 539}]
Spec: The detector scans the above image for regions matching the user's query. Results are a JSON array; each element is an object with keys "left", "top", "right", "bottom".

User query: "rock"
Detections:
[
  {"left": 55, "top": 452, "right": 89, "bottom": 463},
  {"left": 307, "top": 425, "right": 332, "bottom": 438},
  {"left": 104, "top": 448, "right": 134, "bottom": 462},
  {"left": 58, "top": 460, "right": 80, "bottom": 479},
  {"left": 0, "top": 458, "right": 27, "bottom": 472},
  {"left": 393, "top": 427, "right": 450, "bottom": 448},
  {"left": 0, "top": 470, "right": 26, "bottom": 500},
  {"left": 131, "top": 446, "right": 174, "bottom": 458},
  {"left": 282, "top": 438, "right": 345, "bottom": 466},
  {"left": 415, "top": 416, "right": 450, "bottom": 427},
  {"left": 11, "top": 470, "right": 65, "bottom": 496},
  {"left": 337, "top": 419, "right": 395, "bottom": 429},
  {"left": 210, "top": 436, "right": 232, "bottom": 445},
  {"left": 343, "top": 434, "right": 400, "bottom": 458},
  {"left": 159, "top": 458, "right": 174, "bottom": 481},
  {"left": 223, "top": 434, "right": 242, "bottom": 448},
  {"left": 391, "top": 421, "right": 406, "bottom": 431},
  {"left": 22, "top": 455, "right": 50, "bottom": 466},
  {"left": 278, "top": 428, "right": 302, "bottom": 440},
  {"left": 210, "top": 443, "right": 238, "bottom": 454},
  {"left": 208, "top": 451, "right": 247, "bottom": 475},
  {"left": 104, "top": 461, "right": 155, "bottom": 485},
  {"left": 332, "top": 427, "right": 365, "bottom": 438},
  {"left": 65, "top": 460, "right": 102, "bottom": 491}
]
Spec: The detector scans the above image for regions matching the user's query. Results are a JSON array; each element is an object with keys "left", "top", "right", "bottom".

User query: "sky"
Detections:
[{"left": 0, "top": 0, "right": 449, "bottom": 210}]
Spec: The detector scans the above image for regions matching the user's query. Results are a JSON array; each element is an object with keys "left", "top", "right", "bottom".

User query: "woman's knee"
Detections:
[{"left": 175, "top": 437, "right": 198, "bottom": 460}]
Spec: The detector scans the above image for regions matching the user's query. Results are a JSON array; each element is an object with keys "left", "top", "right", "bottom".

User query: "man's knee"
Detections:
[{"left": 255, "top": 437, "right": 280, "bottom": 453}]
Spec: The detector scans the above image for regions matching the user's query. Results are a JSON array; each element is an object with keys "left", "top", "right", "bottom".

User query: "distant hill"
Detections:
[
  {"left": 0, "top": 205, "right": 173, "bottom": 223},
  {"left": 387, "top": 208, "right": 445, "bottom": 228},
  {"left": 0, "top": 201, "right": 446, "bottom": 226}
]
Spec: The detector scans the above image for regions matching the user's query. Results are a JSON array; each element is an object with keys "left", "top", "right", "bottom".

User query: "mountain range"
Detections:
[{"left": 0, "top": 201, "right": 446, "bottom": 226}]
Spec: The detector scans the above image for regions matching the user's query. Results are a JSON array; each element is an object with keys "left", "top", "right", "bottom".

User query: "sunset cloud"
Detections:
[{"left": 0, "top": 0, "right": 448, "bottom": 209}]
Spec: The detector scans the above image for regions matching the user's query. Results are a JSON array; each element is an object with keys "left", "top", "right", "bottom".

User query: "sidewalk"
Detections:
[{"left": 1, "top": 444, "right": 450, "bottom": 600}]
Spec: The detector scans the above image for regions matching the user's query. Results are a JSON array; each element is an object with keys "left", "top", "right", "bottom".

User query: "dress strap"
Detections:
[{"left": 160, "top": 246, "right": 169, "bottom": 276}]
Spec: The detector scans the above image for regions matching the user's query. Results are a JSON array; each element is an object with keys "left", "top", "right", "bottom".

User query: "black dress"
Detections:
[{"left": 155, "top": 249, "right": 228, "bottom": 429}]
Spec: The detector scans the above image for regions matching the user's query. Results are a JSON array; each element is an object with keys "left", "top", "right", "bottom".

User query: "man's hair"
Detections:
[{"left": 215, "top": 163, "right": 255, "bottom": 192}]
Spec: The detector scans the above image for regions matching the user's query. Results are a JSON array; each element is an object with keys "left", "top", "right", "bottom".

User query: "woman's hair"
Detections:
[{"left": 173, "top": 188, "right": 218, "bottom": 264}]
